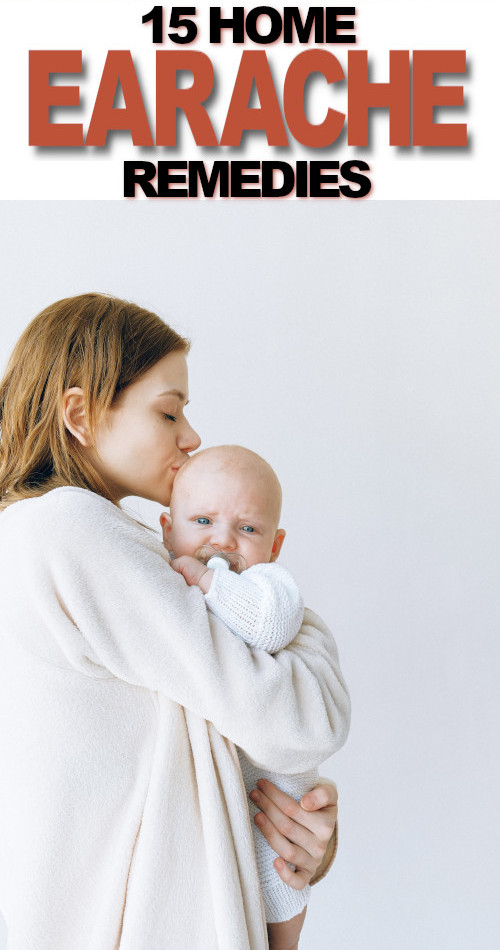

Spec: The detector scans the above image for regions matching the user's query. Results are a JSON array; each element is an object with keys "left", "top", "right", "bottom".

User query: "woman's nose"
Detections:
[{"left": 178, "top": 418, "right": 201, "bottom": 453}]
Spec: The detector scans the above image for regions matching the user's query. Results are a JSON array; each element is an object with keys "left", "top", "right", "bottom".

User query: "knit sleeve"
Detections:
[
  {"left": 4, "top": 489, "right": 350, "bottom": 775},
  {"left": 204, "top": 562, "right": 303, "bottom": 652}
]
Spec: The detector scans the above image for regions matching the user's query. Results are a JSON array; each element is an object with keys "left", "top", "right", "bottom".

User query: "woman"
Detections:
[{"left": 0, "top": 294, "right": 349, "bottom": 950}]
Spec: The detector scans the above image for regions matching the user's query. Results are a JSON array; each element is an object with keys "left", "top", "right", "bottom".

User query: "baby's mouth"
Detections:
[{"left": 194, "top": 545, "right": 246, "bottom": 574}]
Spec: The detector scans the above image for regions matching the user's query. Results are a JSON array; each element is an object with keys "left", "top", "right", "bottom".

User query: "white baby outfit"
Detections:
[
  {"left": 205, "top": 563, "right": 320, "bottom": 923},
  {"left": 0, "top": 488, "right": 350, "bottom": 949}
]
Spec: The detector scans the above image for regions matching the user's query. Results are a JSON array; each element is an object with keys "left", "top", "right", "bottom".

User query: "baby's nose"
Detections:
[{"left": 211, "top": 526, "right": 237, "bottom": 550}]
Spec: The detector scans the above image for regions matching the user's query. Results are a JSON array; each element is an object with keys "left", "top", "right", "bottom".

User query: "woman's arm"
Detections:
[{"left": 14, "top": 489, "right": 350, "bottom": 774}]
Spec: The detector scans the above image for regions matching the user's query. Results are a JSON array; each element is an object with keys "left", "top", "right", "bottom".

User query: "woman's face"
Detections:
[{"left": 88, "top": 351, "right": 200, "bottom": 505}]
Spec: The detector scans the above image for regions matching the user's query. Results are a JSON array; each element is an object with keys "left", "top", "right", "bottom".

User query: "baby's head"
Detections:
[{"left": 161, "top": 445, "right": 285, "bottom": 568}]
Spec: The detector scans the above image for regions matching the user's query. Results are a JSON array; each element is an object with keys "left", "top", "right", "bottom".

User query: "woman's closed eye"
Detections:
[{"left": 163, "top": 413, "right": 177, "bottom": 422}]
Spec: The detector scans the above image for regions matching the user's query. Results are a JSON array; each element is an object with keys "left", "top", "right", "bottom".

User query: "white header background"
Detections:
[{"left": 0, "top": 0, "right": 499, "bottom": 198}]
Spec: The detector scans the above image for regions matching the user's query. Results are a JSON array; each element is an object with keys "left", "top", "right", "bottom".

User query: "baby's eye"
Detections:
[
  {"left": 195, "top": 517, "right": 211, "bottom": 525},
  {"left": 241, "top": 525, "right": 255, "bottom": 533}
]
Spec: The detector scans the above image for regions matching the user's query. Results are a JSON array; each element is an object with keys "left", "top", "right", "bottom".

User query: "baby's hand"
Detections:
[{"left": 170, "top": 555, "right": 214, "bottom": 593}]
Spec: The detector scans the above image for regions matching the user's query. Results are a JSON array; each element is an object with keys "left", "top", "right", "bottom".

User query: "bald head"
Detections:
[
  {"left": 172, "top": 445, "right": 282, "bottom": 527},
  {"left": 166, "top": 445, "right": 286, "bottom": 567}
]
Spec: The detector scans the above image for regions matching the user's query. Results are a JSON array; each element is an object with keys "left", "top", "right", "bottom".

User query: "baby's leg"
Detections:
[{"left": 237, "top": 748, "right": 319, "bottom": 924}]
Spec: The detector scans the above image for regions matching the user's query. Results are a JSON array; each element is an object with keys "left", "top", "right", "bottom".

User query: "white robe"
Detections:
[{"left": 0, "top": 488, "right": 350, "bottom": 949}]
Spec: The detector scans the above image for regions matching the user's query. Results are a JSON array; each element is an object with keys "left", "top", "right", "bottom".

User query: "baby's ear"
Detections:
[
  {"left": 269, "top": 528, "right": 286, "bottom": 562},
  {"left": 159, "top": 511, "right": 172, "bottom": 545}
]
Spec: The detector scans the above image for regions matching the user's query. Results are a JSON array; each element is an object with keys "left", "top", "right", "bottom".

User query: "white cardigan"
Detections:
[{"left": 0, "top": 488, "right": 350, "bottom": 950}]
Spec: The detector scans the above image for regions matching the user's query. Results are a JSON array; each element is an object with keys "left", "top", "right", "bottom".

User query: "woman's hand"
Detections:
[{"left": 249, "top": 779, "right": 338, "bottom": 889}]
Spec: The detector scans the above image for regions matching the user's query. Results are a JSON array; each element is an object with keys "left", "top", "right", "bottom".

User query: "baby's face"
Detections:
[{"left": 163, "top": 459, "right": 285, "bottom": 568}]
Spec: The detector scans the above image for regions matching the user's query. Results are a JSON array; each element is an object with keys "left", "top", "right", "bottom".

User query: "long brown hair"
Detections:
[{"left": 0, "top": 293, "right": 190, "bottom": 510}]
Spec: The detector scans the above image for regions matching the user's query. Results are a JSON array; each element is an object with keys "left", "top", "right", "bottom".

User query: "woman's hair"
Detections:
[{"left": 0, "top": 293, "right": 190, "bottom": 510}]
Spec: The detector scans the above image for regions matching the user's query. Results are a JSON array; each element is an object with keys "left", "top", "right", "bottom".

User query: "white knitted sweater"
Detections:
[
  {"left": 205, "top": 564, "right": 320, "bottom": 923},
  {"left": 0, "top": 488, "right": 350, "bottom": 950}
]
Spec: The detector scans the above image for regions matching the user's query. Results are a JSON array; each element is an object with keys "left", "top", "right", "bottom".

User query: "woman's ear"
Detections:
[
  {"left": 61, "top": 388, "right": 93, "bottom": 447},
  {"left": 270, "top": 528, "right": 286, "bottom": 562}
]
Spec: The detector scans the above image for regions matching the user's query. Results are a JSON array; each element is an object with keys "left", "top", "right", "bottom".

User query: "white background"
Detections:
[
  {"left": 0, "top": 0, "right": 499, "bottom": 198},
  {"left": 0, "top": 201, "right": 498, "bottom": 948}
]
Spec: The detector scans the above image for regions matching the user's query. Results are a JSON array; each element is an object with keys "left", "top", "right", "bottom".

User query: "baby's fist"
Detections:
[{"left": 171, "top": 555, "right": 213, "bottom": 593}]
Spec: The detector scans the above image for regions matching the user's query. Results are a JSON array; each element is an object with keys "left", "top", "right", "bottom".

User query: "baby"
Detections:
[{"left": 161, "top": 445, "right": 340, "bottom": 941}]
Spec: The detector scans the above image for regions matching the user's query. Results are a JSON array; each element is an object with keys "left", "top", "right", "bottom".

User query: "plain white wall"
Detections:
[{"left": 0, "top": 202, "right": 498, "bottom": 949}]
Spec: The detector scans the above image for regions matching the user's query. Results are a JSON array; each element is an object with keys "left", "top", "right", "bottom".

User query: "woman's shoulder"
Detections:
[
  {"left": 2, "top": 487, "right": 124, "bottom": 528},
  {"left": 1, "top": 488, "right": 164, "bottom": 556}
]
